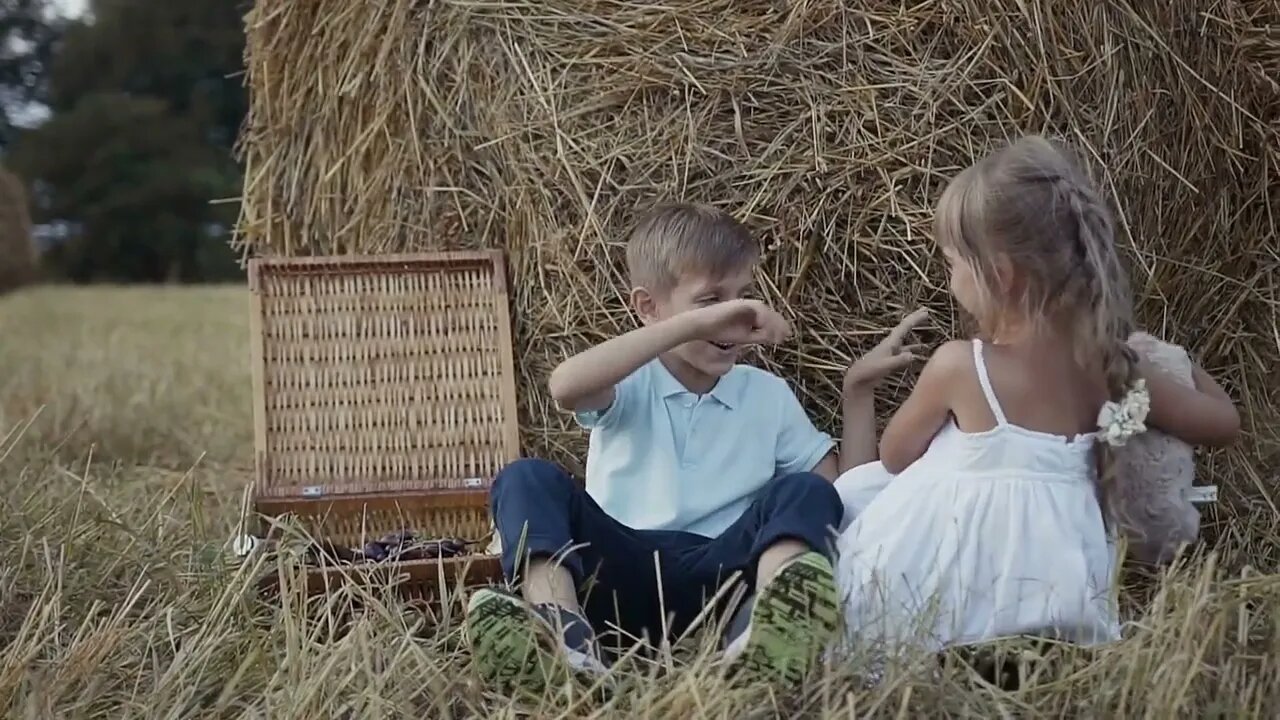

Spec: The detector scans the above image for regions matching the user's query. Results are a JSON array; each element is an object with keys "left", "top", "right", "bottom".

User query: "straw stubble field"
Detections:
[{"left": 1, "top": 283, "right": 1279, "bottom": 717}]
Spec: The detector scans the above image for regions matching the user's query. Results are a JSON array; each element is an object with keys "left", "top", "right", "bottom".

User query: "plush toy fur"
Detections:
[{"left": 1109, "top": 331, "right": 1201, "bottom": 566}]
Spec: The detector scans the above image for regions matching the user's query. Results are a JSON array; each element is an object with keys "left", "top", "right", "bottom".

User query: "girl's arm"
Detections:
[
  {"left": 839, "top": 390, "right": 877, "bottom": 473},
  {"left": 878, "top": 341, "right": 967, "bottom": 474},
  {"left": 837, "top": 309, "right": 931, "bottom": 473},
  {"left": 1140, "top": 358, "right": 1241, "bottom": 447}
]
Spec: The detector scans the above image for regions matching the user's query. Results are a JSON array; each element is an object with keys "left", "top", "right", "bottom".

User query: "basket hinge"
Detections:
[{"left": 302, "top": 485, "right": 323, "bottom": 498}]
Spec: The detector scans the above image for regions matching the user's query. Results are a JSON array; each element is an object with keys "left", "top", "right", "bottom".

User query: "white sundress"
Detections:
[{"left": 832, "top": 339, "right": 1121, "bottom": 655}]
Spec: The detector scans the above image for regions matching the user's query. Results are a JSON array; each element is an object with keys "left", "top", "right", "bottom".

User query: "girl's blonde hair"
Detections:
[{"left": 934, "top": 135, "right": 1138, "bottom": 522}]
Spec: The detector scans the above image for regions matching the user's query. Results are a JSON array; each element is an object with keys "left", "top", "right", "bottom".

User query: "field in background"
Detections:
[{"left": 2, "top": 285, "right": 1280, "bottom": 717}]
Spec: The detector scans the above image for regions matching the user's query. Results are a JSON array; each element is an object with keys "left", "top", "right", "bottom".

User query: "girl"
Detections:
[{"left": 832, "top": 136, "right": 1241, "bottom": 654}]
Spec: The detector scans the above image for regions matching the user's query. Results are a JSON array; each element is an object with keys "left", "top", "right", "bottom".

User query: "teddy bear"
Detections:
[{"left": 1108, "top": 331, "right": 1210, "bottom": 566}]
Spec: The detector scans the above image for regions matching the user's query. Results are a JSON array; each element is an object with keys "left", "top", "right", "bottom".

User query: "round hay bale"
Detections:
[
  {"left": 0, "top": 166, "right": 36, "bottom": 294},
  {"left": 233, "top": 1, "right": 1279, "bottom": 493}
]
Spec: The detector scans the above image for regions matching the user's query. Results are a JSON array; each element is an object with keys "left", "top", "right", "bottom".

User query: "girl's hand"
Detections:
[{"left": 844, "top": 308, "right": 930, "bottom": 394}]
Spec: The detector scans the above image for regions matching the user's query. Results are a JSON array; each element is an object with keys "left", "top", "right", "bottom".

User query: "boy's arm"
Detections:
[
  {"left": 775, "top": 380, "right": 839, "bottom": 482},
  {"left": 811, "top": 451, "right": 839, "bottom": 482},
  {"left": 548, "top": 298, "right": 791, "bottom": 413},
  {"left": 548, "top": 314, "right": 702, "bottom": 413}
]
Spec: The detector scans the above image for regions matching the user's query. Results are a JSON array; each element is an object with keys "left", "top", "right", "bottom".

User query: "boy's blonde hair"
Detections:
[
  {"left": 626, "top": 203, "right": 758, "bottom": 293},
  {"left": 934, "top": 135, "right": 1137, "bottom": 523}
]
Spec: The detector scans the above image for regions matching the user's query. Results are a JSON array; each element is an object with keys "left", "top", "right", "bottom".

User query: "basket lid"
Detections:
[{"left": 247, "top": 250, "right": 521, "bottom": 500}]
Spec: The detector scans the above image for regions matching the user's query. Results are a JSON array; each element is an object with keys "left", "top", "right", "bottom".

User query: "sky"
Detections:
[{"left": 53, "top": 0, "right": 87, "bottom": 18}]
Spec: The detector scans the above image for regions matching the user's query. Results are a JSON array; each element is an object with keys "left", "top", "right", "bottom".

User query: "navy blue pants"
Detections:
[{"left": 490, "top": 458, "right": 843, "bottom": 649}]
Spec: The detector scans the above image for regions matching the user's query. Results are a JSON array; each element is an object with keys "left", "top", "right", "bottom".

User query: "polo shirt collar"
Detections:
[{"left": 652, "top": 358, "right": 742, "bottom": 410}]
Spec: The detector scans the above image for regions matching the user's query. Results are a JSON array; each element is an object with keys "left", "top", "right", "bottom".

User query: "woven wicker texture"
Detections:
[
  {"left": 249, "top": 252, "right": 519, "bottom": 501},
  {"left": 301, "top": 506, "right": 488, "bottom": 548},
  {"left": 256, "top": 494, "right": 494, "bottom": 547}
]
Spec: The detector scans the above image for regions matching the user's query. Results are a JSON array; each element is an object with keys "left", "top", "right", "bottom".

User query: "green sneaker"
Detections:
[
  {"left": 722, "top": 551, "right": 840, "bottom": 686},
  {"left": 465, "top": 587, "right": 608, "bottom": 694}
]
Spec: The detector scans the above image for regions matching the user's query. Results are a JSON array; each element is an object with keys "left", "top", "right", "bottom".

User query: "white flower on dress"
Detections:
[{"left": 1097, "top": 378, "right": 1151, "bottom": 447}]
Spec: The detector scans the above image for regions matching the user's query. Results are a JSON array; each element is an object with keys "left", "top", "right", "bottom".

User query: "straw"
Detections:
[{"left": 232, "top": 0, "right": 1279, "bottom": 533}]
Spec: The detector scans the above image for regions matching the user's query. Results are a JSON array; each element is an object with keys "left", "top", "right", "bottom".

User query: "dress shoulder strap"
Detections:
[{"left": 972, "top": 339, "right": 1009, "bottom": 426}]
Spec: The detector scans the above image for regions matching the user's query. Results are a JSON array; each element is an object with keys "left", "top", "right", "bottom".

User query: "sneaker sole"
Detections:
[
  {"left": 732, "top": 552, "right": 839, "bottom": 685},
  {"left": 465, "top": 589, "right": 560, "bottom": 693}
]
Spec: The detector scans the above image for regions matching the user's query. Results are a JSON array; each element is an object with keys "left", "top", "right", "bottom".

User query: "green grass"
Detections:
[{"left": 2, "top": 284, "right": 1279, "bottom": 717}]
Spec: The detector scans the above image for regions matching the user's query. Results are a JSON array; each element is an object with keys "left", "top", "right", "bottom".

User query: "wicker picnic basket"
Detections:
[{"left": 246, "top": 250, "right": 516, "bottom": 602}]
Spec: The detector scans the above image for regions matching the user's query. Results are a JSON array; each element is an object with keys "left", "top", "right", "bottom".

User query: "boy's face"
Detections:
[{"left": 634, "top": 263, "right": 755, "bottom": 382}]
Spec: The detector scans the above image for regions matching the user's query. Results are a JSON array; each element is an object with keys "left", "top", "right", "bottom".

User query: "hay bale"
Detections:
[
  {"left": 0, "top": 167, "right": 37, "bottom": 294},
  {"left": 234, "top": 1, "right": 1279, "bottom": 481}
]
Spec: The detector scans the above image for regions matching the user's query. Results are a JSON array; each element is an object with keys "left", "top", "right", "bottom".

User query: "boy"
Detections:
[{"left": 465, "top": 203, "right": 843, "bottom": 689}]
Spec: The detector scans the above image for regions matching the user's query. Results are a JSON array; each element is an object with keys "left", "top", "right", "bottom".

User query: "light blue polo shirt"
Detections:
[{"left": 574, "top": 359, "right": 835, "bottom": 538}]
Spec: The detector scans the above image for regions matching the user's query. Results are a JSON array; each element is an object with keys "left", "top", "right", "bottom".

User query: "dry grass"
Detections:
[{"left": 2, "top": 285, "right": 1280, "bottom": 717}]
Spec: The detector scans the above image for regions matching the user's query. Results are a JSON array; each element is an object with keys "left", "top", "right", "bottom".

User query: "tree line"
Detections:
[{"left": 2, "top": 0, "right": 248, "bottom": 283}]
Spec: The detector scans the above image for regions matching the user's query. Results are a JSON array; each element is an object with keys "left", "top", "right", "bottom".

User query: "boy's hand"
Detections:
[
  {"left": 844, "top": 308, "right": 929, "bottom": 393},
  {"left": 692, "top": 299, "right": 792, "bottom": 346}
]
